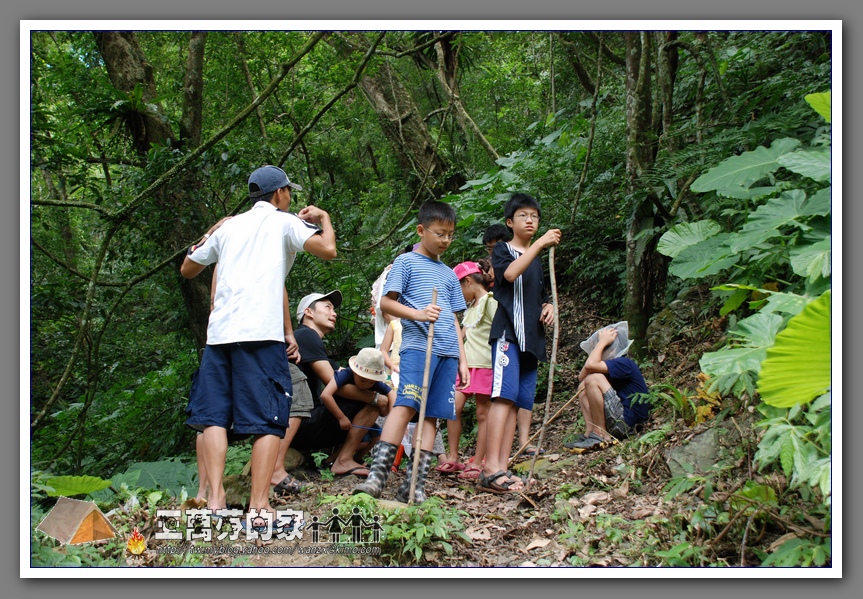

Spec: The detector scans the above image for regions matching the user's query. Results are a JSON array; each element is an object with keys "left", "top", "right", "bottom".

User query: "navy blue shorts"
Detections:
[
  {"left": 394, "top": 350, "right": 457, "bottom": 420},
  {"left": 490, "top": 338, "right": 538, "bottom": 410},
  {"left": 185, "top": 341, "right": 292, "bottom": 437}
]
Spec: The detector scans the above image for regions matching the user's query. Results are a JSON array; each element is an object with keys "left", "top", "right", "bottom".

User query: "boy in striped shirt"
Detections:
[{"left": 354, "top": 200, "right": 469, "bottom": 503}]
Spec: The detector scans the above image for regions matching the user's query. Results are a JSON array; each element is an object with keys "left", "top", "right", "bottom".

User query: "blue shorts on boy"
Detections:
[
  {"left": 186, "top": 340, "right": 292, "bottom": 437},
  {"left": 394, "top": 349, "right": 457, "bottom": 420},
  {"left": 490, "top": 337, "right": 538, "bottom": 410}
]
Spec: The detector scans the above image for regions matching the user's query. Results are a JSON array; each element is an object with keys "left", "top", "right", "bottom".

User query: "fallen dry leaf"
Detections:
[
  {"left": 583, "top": 491, "right": 610, "bottom": 505},
  {"left": 632, "top": 507, "right": 653, "bottom": 519},
  {"left": 524, "top": 538, "right": 551, "bottom": 552},
  {"left": 578, "top": 504, "right": 597, "bottom": 520},
  {"left": 465, "top": 526, "right": 492, "bottom": 541},
  {"left": 611, "top": 480, "right": 629, "bottom": 500},
  {"left": 768, "top": 532, "right": 801, "bottom": 552}
]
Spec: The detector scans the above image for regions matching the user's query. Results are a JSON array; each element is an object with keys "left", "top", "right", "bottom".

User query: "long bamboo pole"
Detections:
[
  {"left": 408, "top": 288, "right": 437, "bottom": 503},
  {"left": 522, "top": 247, "right": 558, "bottom": 492}
]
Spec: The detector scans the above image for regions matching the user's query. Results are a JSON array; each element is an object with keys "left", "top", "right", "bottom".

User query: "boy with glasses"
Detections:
[{"left": 479, "top": 193, "right": 561, "bottom": 493}]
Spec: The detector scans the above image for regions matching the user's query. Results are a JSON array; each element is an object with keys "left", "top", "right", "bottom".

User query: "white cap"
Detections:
[{"left": 296, "top": 290, "right": 343, "bottom": 324}]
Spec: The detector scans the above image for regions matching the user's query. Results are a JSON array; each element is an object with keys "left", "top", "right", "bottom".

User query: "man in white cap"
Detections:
[
  {"left": 566, "top": 323, "right": 649, "bottom": 451},
  {"left": 269, "top": 290, "right": 389, "bottom": 484},
  {"left": 180, "top": 165, "right": 336, "bottom": 527}
]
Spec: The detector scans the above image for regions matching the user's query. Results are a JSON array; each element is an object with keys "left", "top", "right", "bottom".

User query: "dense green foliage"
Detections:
[{"left": 29, "top": 29, "right": 833, "bottom": 567}]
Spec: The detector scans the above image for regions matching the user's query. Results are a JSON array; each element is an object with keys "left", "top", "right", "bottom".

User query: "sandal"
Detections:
[
  {"left": 477, "top": 470, "right": 522, "bottom": 494},
  {"left": 563, "top": 434, "right": 587, "bottom": 449},
  {"left": 567, "top": 432, "right": 618, "bottom": 454},
  {"left": 434, "top": 461, "right": 466, "bottom": 474},
  {"left": 272, "top": 474, "right": 303, "bottom": 496},
  {"left": 523, "top": 445, "right": 545, "bottom": 457},
  {"left": 458, "top": 465, "right": 482, "bottom": 480}
]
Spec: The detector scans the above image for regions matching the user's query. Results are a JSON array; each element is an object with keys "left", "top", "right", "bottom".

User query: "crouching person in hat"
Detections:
[
  {"left": 181, "top": 165, "right": 336, "bottom": 527},
  {"left": 565, "top": 324, "right": 650, "bottom": 452},
  {"left": 270, "top": 290, "right": 391, "bottom": 489}
]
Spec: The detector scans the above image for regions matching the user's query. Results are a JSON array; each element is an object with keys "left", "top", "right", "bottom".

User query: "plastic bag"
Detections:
[{"left": 580, "top": 321, "right": 633, "bottom": 360}]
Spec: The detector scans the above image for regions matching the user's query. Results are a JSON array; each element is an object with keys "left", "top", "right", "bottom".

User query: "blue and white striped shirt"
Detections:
[{"left": 383, "top": 252, "right": 467, "bottom": 358}]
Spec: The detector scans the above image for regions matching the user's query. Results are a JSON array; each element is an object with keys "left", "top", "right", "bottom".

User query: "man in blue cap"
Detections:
[{"left": 180, "top": 165, "right": 336, "bottom": 528}]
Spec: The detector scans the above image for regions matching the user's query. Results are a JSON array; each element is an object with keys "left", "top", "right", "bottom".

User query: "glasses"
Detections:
[
  {"left": 513, "top": 212, "right": 540, "bottom": 221},
  {"left": 427, "top": 230, "right": 456, "bottom": 241}
]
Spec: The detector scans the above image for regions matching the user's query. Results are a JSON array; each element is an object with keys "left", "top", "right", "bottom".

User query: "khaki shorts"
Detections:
[
  {"left": 602, "top": 387, "right": 630, "bottom": 440},
  {"left": 288, "top": 362, "right": 314, "bottom": 419}
]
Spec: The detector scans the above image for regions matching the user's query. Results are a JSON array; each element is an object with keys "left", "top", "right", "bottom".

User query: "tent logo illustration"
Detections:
[{"left": 36, "top": 496, "right": 118, "bottom": 545}]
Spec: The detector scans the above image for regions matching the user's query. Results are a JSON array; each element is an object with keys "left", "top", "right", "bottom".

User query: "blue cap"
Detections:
[{"left": 248, "top": 165, "right": 302, "bottom": 199}]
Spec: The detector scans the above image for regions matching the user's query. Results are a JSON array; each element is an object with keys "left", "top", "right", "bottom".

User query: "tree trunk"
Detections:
[
  {"left": 328, "top": 33, "right": 448, "bottom": 197},
  {"left": 623, "top": 32, "right": 663, "bottom": 360},
  {"left": 432, "top": 41, "right": 499, "bottom": 163},
  {"left": 180, "top": 31, "right": 207, "bottom": 148},
  {"left": 358, "top": 58, "right": 448, "bottom": 195},
  {"left": 94, "top": 31, "right": 212, "bottom": 350},
  {"left": 92, "top": 31, "right": 176, "bottom": 153}
]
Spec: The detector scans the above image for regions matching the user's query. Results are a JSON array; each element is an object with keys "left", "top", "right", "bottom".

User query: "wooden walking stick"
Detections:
[
  {"left": 521, "top": 246, "right": 559, "bottom": 492},
  {"left": 408, "top": 287, "right": 437, "bottom": 504}
]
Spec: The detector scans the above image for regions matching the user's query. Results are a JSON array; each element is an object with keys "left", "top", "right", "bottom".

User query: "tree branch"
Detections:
[
  {"left": 570, "top": 32, "right": 604, "bottom": 224},
  {"left": 377, "top": 31, "right": 456, "bottom": 58},
  {"left": 31, "top": 237, "right": 122, "bottom": 286},
  {"left": 433, "top": 41, "right": 499, "bottom": 163},
  {"left": 583, "top": 31, "right": 626, "bottom": 66},
  {"left": 278, "top": 32, "right": 384, "bottom": 166},
  {"left": 31, "top": 197, "right": 114, "bottom": 217}
]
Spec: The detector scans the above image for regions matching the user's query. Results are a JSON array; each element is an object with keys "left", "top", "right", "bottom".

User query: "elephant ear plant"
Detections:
[{"left": 657, "top": 90, "right": 833, "bottom": 565}]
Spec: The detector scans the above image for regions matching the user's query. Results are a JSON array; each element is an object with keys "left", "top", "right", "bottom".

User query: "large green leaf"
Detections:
[
  {"left": 790, "top": 236, "right": 831, "bottom": 283},
  {"left": 657, "top": 219, "right": 722, "bottom": 258},
  {"left": 728, "top": 190, "right": 808, "bottom": 253},
  {"left": 728, "top": 311, "right": 786, "bottom": 348},
  {"left": 799, "top": 186, "right": 832, "bottom": 217},
  {"left": 668, "top": 233, "right": 738, "bottom": 280},
  {"left": 759, "top": 291, "right": 812, "bottom": 317},
  {"left": 125, "top": 457, "right": 198, "bottom": 498},
  {"left": 691, "top": 138, "right": 800, "bottom": 192},
  {"left": 715, "top": 186, "right": 777, "bottom": 200},
  {"left": 805, "top": 91, "right": 831, "bottom": 123},
  {"left": 758, "top": 291, "right": 831, "bottom": 408},
  {"left": 700, "top": 346, "right": 769, "bottom": 379},
  {"left": 777, "top": 148, "right": 831, "bottom": 182},
  {"left": 701, "top": 312, "right": 784, "bottom": 381},
  {"left": 45, "top": 475, "right": 112, "bottom": 497}
]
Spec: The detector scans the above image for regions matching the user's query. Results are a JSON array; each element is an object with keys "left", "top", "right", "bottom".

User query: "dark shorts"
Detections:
[
  {"left": 185, "top": 341, "right": 292, "bottom": 437},
  {"left": 290, "top": 397, "right": 367, "bottom": 451},
  {"left": 490, "top": 338, "right": 539, "bottom": 410}
]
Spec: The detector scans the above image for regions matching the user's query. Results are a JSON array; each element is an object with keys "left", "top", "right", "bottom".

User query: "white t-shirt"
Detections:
[{"left": 189, "top": 202, "right": 319, "bottom": 344}]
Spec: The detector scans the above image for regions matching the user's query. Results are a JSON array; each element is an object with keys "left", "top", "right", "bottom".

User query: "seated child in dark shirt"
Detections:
[{"left": 320, "top": 348, "right": 396, "bottom": 431}]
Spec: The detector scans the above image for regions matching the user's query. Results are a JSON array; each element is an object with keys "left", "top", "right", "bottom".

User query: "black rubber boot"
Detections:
[
  {"left": 352, "top": 441, "right": 398, "bottom": 498},
  {"left": 395, "top": 449, "right": 434, "bottom": 503}
]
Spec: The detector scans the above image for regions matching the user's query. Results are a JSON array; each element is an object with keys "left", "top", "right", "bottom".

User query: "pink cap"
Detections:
[{"left": 453, "top": 261, "right": 481, "bottom": 281}]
